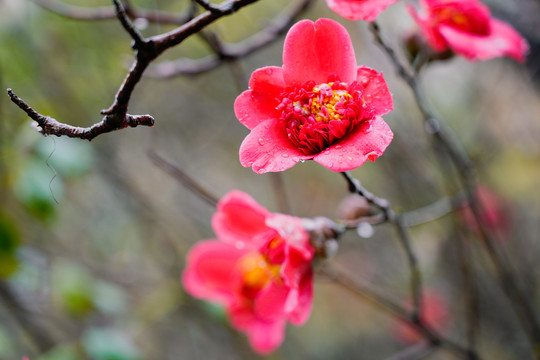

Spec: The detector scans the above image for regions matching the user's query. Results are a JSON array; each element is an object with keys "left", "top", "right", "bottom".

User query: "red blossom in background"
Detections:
[
  {"left": 325, "top": 0, "right": 400, "bottom": 22},
  {"left": 407, "top": 0, "right": 529, "bottom": 62},
  {"left": 393, "top": 290, "right": 450, "bottom": 344},
  {"left": 235, "top": 18, "right": 394, "bottom": 174},
  {"left": 182, "top": 191, "right": 314, "bottom": 354},
  {"left": 459, "top": 185, "right": 511, "bottom": 237}
]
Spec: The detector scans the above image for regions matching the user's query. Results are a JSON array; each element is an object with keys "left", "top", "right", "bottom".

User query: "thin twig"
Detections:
[
  {"left": 0, "top": 281, "right": 56, "bottom": 352},
  {"left": 10, "top": 0, "right": 264, "bottom": 140},
  {"left": 368, "top": 20, "right": 540, "bottom": 356},
  {"left": 341, "top": 171, "right": 423, "bottom": 321},
  {"left": 148, "top": 151, "right": 219, "bottom": 208},
  {"left": 7, "top": 89, "right": 154, "bottom": 140},
  {"left": 31, "top": 0, "right": 193, "bottom": 25},
  {"left": 321, "top": 265, "right": 479, "bottom": 360},
  {"left": 147, "top": 0, "right": 313, "bottom": 78},
  {"left": 401, "top": 192, "right": 466, "bottom": 227}
]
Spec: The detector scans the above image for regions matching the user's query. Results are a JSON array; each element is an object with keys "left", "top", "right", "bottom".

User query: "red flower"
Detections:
[
  {"left": 459, "top": 185, "right": 511, "bottom": 237},
  {"left": 182, "top": 191, "right": 314, "bottom": 354},
  {"left": 235, "top": 19, "right": 394, "bottom": 174},
  {"left": 408, "top": 0, "right": 529, "bottom": 62},
  {"left": 325, "top": 0, "right": 400, "bottom": 21},
  {"left": 393, "top": 290, "right": 450, "bottom": 344}
]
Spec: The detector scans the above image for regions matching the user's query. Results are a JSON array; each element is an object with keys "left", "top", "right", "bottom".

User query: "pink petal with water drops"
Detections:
[
  {"left": 313, "top": 116, "right": 393, "bottom": 172},
  {"left": 357, "top": 66, "right": 393, "bottom": 116},
  {"left": 239, "top": 120, "right": 312, "bottom": 174},
  {"left": 234, "top": 66, "right": 285, "bottom": 130}
]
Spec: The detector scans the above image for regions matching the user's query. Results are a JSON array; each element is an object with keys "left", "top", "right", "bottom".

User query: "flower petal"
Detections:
[
  {"left": 254, "top": 281, "right": 290, "bottom": 320},
  {"left": 326, "top": 0, "right": 399, "bottom": 22},
  {"left": 239, "top": 120, "right": 312, "bottom": 174},
  {"left": 313, "top": 116, "right": 393, "bottom": 172},
  {"left": 357, "top": 66, "right": 393, "bottom": 116},
  {"left": 212, "top": 190, "right": 272, "bottom": 247},
  {"left": 234, "top": 66, "right": 285, "bottom": 130},
  {"left": 247, "top": 318, "right": 286, "bottom": 355},
  {"left": 287, "top": 270, "right": 313, "bottom": 325},
  {"left": 182, "top": 241, "right": 246, "bottom": 304},
  {"left": 228, "top": 302, "right": 286, "bottom": 355},
  {"left": 439, "top": 19, "right": 529, "bottom": 62},
  {"left": 282, "top": 18, "right": 357, "bottom": 86},
  {"left": 406, "top": 4, "right": 448, "bottom": 52}
]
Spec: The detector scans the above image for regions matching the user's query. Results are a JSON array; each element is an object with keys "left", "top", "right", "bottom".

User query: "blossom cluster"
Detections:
[{"left": 181, "top": 0, "right": 527, "bottom": 354}]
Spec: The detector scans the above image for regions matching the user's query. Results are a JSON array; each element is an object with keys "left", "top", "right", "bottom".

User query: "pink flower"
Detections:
[
  {"left": 408, "top": 0, "right": 529, "bottom": 62},
  {"left": 325, "top": 0, "right": 400, "bottom": 22},
  {"left": 393, "top": 290, "right": 450, "bottom": 344},
  {"left": 235, "top": 19, "right": 394, "bottom": 174},
  {"left": 182, "top": 191, "right": 314, "bottom": 354}
]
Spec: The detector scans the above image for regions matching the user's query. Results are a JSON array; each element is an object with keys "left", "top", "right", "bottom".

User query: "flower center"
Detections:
[
  {"left": 277, "top": 79, "right": 372, "bottom": 155},
  {"left": 239, "top": 253, "right": 281, "bottom": 298},
  {"left": 432, "top": 4, "right": 490, "bottom": 35}
]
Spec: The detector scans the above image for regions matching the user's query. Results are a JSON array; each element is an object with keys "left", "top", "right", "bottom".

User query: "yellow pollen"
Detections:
[
  {"left": 310, "top": 83, "right": 352, "bottom": 123},
  {"left": 240, "top": 253, "right": 280, "bottom": 289},
  {"left": 451, "top": 13, "right": 468, "bottom": 25}
]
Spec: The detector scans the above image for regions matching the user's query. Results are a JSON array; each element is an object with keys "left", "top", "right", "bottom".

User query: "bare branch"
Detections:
[
  {"left": 193, "top": 0, "right": 221, "bottom": 13},
  {"left": 0, "top": 281, "right": 56, "bottom": 352},
  {"left": 148, "top": 151, "right": 219, "bottom": 208},
  {"left": 148, "top": 0, "right": 313, "bottom": 78},
  {"left": 368, "top": 20, "right": 540, "bottom": 354},
  {"left": 10, "top": 0, "right": 265, "bottom": 140},
  {"left": 31, "top": 0, "right": 194, "bottom": 25},
  {"left": 341, "top": 172, "right": 423, "bottom": 324},
  {"left": 7, "top": 89, "right": 154, "bottom": 141},
  {"left": 112, "top": 0, "right": 146, "bottom": 48},
  {"left": 320, "top": 265, "right": 479, "bottom": 360}
]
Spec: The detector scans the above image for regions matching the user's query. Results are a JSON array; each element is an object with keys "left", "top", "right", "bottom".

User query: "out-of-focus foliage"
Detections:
[{"left": 1, "top": 0, "right": 540, "bottom": 359}]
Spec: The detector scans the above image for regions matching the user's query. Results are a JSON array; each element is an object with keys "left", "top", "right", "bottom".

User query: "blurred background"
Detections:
[{"left": 1, "top": 0, "right": 539, "bottom": 359}]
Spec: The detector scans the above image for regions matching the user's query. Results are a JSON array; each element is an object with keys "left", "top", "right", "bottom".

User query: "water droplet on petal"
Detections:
[
  {"left": 258, "top": 138, "right": 265, "bottom": 146},
  {"left": 328, "top": 162, "right": 333, "bottom": 168},
  {"left": 247, "top": 161, "right": 254, "bottom": 167},
  {"left": 281, "top": 153, "right": 289, "bottom": 158},
  {"left": 293, "top": 157, "right": 300, "bottom": 162},
  {"left": 335, "top": 145, "right": 342, "bottom": 150},
  {"left": 357, "top": 222, "right": 374, "bottom": 238},
  {"left": 257, "top": 168, "right": 267, "bottom": 174},
  {"left": 235, "top": 241, "right": 245, "bottom": 249}
]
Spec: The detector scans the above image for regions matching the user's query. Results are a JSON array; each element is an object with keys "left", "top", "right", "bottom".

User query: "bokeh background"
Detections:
[{"left": 1, "top": 0, "right": 540, "bottom": 359}]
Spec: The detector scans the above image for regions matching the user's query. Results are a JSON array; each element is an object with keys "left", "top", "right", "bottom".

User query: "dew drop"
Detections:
[
  {"left": 257, "top": 168, "right": 267, "bottom": 174},
  {"left": 335, "top": 145, "right": 342, "bottom": 150},
  {"left": 247, "top": 161, "right": 254, "bottom": 167},
  {"left": 328, "top": 162, "right": 333, "bottom": 168},
  {"left": 281, "top": 153, "right": 289, "bottom": 158},
  {"left": 235, "top": 241, "right": 245, "bottom": 249},
  {"left": 299, "top": 159, "right": 305, "bottom": 163},
  {"left": 293, "top": 157, "right": 300, "bottom": 162},
  {"left": 258, "top": 138, "right": 265, "bottom": 146},
  {"left": 357, "top": 222, "right": 374, "bottom": 238}
]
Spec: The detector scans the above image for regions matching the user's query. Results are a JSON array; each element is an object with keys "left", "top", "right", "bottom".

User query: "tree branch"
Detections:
[
  {"left": 368, "top": 20, "right": 540, "bottom": 356},
  {"left": 341, "top": 172, "right": 423, "bottom": 326},
  {"left": 31, "top": 0, "right": 194, "bottom": 25},
  {"left": 10, "top": 0, "right": 264, "bottom": 140},
  {"left": 147, "top": 0, "right": 314, "bottom": 78}
]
